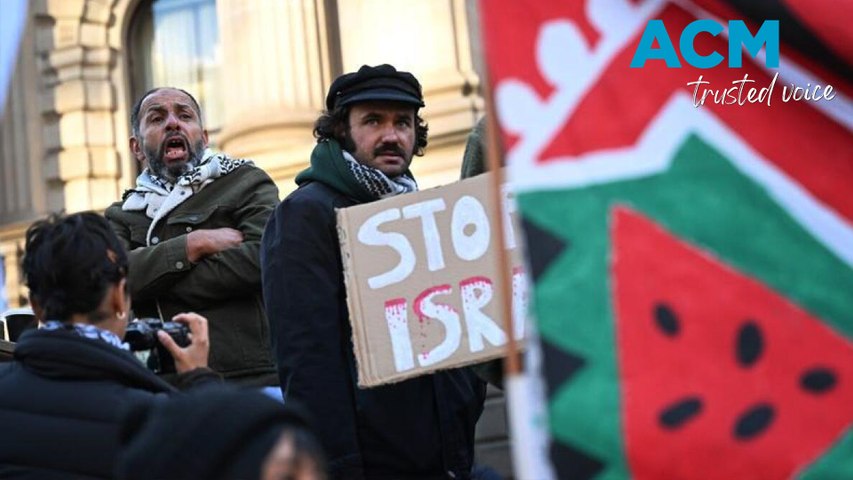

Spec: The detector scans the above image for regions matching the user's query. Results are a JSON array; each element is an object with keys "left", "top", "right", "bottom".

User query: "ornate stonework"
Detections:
[{"left": 0, "top": 0, "right": 483, "bottom": 306}]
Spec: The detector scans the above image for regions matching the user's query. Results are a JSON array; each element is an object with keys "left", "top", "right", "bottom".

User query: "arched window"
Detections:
[{"left": 128, "top": 0, "right": 222, "bottom": 141}]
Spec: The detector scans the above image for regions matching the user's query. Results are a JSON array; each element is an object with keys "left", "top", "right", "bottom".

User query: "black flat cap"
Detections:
[{"left": 326, "top": 64, "right": 424, "bottom": 110}]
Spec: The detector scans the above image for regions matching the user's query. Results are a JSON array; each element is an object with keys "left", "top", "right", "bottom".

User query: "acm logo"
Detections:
[{"left": 631, "top": 19, "right": 779, "bottom": 69}]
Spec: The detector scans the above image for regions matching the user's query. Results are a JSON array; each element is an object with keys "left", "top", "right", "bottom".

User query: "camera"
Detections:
[{"left": 124, "top": 318, "right": 190, "bottom": 374}]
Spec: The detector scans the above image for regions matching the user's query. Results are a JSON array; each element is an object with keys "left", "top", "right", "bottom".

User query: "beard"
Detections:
[{"left": 145, "top": 136, "right": 206, "bottom": 182}]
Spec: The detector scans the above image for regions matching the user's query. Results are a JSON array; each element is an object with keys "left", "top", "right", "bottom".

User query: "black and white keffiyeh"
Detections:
[
  {"left": 342, "top": 151, "right": 418, "bottom": 198},
  {"left": 122, "top": 150, "right": 252, "bottom": 244}
]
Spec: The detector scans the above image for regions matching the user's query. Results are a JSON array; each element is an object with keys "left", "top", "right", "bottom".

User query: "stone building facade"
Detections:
[
  {"left": 0, "top": 0, "right": 512, "bottom": 476},
  {"left": 0, "top": 0, "right": 485, "bottom": 308}
]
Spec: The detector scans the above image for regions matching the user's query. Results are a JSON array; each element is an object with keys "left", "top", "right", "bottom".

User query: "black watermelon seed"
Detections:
[
  {"left": 800, "top": 367, "right": 837, "bottom": 394},
  {"left": 654, "top": 303, "right": 679, "bottom": 337},
  {"left": 659, "top": 396, "right": 703, "bottom": 429},
  {"left": 734, "top": 403, "right": 775, "bottom": 440},
  {"left": 736, "top": 321, "right": 763, "bottom": 368}
]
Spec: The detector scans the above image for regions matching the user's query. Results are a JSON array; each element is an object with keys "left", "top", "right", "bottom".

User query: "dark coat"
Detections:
[
  {"left": 261, "top": 141, "right": 486, "bottom": 480},
  {"left": 0, "top": 329, "right": 176, "bottom": 479},
  {"left": 106, "top": 165, "right": 279, "bottom": 386}
]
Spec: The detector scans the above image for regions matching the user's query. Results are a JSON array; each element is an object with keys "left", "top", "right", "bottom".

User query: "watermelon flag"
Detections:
[{"left": 479, "top": 0, "right": 853, "bottom": 478}]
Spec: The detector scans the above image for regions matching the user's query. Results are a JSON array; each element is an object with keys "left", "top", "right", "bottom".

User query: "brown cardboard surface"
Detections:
[{"left": 337, "top": 172, "right": 527, "bottom": 387}]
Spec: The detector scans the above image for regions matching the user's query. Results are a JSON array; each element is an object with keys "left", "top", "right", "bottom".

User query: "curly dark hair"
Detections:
[
  {"left": 23, "top": 212, "right": 128, "bottom": 323},
  {"left": 130, "top": 87, "right": 203, "bottom": 137},
  {"left": 313, "top": 104, "right": 428, "bottom": 156}
]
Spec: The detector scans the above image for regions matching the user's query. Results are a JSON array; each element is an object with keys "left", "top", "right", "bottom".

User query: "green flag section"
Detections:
[{"left": 519, "top": 134, "right": 853, "bottom": 479}]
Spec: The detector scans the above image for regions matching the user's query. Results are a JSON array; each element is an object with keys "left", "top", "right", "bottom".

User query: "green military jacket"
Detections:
[{"left": 105, "top": 164, "right": 279, "bottom": 386}]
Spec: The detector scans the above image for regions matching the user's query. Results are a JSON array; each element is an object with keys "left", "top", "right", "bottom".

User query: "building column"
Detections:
[
  {"left": 36, "top": 0, "right": 122, "bottom": 213},
  {"left": 216, "top": 0, "right": 335, "bottom": 195}
]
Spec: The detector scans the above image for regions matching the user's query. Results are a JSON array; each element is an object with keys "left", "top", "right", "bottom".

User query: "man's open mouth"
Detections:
[{"left": 164, "top": 136, "right": 187, "bottom": 161}]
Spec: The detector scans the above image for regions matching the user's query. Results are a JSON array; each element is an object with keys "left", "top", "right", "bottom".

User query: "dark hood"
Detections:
[{"left": 13, "top": 328, "right": 174, "bottom": 393}]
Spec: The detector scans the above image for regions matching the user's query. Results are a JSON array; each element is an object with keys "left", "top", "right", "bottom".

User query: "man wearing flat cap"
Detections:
[{"left": 261, "top": 64, "right": 486, "bottom": 480}]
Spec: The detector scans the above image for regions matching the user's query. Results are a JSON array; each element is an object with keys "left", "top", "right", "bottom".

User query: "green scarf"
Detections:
[{"left": 296, "top": 139, "right": 416, "bottom": 202}]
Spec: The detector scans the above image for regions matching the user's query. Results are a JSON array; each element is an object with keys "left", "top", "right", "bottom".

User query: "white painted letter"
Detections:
[
  {"left": 402, "top": 198, "right": 447, "bottom": 272},
  {"left": 385, "top": 298, "right": 414, "bottom": 372},
  {"left": 512, "top": 268, "right": 528, "bottom": 340},
  {"left": 358, "top": 208, "right": 415, "bottom": 289},
  {"left": 451, "top": 195, "right": 490, "bottom": 261},
  {"left": 502, "top": 185, "right": 518, "bottom": 250},
  {"left": 460, "top": 276, "right": 507, "bottom": 352},
  {"left": 414, "top": 285, "right": 461, "bottom": 367}
]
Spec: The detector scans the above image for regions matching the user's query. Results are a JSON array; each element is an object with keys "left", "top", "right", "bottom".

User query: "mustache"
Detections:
[{"left": 373, "top": 143, "right": 406, "bottom": 157}]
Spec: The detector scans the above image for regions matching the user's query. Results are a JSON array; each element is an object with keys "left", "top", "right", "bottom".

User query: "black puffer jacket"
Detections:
[
  {"left": 261, "top": 140, "right": 487, "bottom": 480},
  {"left": 0, "top": 329, "right": 176, "bottom": 479}
]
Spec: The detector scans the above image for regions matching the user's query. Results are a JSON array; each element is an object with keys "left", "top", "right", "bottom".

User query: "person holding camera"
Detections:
[{"left": 0, "top": 212, "right": 218, "bottom": 479}]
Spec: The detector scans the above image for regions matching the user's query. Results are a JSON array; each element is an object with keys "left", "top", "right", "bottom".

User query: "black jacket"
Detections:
[
  {"left": 0, "top": 329, "right": 180, "bottom": 479},
  {"left": 261, "top": 140, "right": 486, "bottom": 480}
]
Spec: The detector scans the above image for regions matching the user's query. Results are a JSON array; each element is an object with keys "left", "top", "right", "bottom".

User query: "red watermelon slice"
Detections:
[{"left": 612, "top": 205, "right": 853, "bottom": 479}]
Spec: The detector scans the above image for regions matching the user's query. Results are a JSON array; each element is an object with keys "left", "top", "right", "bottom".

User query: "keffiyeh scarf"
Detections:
[
  {"left": 41, "top": 320, "right": 129, "bottom": 351},
  {"left": 122, "top": 150, "right": 252, "bottom": 244},
  {"left": 342, "top": 151, "right": 418, "bottom": 198}
]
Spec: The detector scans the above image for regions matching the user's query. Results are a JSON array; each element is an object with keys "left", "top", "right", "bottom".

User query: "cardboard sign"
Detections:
[{"left": 337, "top": 172, "right": 526, "bottom": 387}]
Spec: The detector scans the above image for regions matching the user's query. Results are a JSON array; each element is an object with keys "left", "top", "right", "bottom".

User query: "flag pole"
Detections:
[
  {"left": 481, "top": 54, "right": 557, "bottom": 480},
  {"left": 481, "top": 66, "right": 521, "bottom": 378},
  {"left": 476, "top": 4, "right": 556, "bottom": 478}
]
